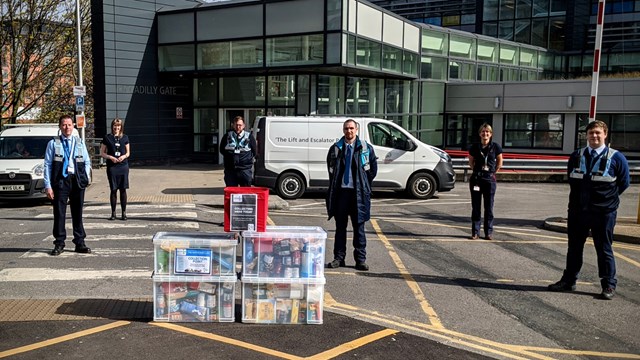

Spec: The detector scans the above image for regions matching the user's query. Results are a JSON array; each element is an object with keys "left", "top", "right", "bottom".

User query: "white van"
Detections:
[
  {"left": 0, "top": 124, "right": 82, "bottom": 200},
  {"left": 252, "top": 116, "right": 455, "bottom": 199}
]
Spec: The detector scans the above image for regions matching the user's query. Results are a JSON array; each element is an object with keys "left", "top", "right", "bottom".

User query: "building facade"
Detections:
[{"left": 91, "top": 0, "right": 640, "bottom": 163}]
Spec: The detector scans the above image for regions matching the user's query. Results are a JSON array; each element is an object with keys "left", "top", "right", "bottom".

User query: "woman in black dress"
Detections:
[{"left": 100, "top": 118, "right": 131, "bottom": 220}]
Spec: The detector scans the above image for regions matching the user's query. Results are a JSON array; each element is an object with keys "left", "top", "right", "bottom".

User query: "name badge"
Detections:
[
  {"left": 67, "top": 166, "right": 74, "bottom": 174},
  {"left": 482, "top": 166, "right": 489, "bottom": 171},
  {"left": 115, "top": 151, "right": 121, "bottom": 157},
  {"left": 473, "top": 186, "right": 480, "bottom": 192},
  {"left": 234, "top": 149, "right": 240, "bottom": 154}
]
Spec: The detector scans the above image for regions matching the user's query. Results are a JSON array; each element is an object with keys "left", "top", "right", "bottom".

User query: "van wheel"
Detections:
[
  {"left": 407, "top": 173, "right": 436, "bottom": 199},
  {"left": 276, "top": 172, "right": 306, "bottom": 199}
]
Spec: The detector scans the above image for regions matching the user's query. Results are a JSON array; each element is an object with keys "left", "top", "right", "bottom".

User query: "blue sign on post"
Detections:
[{"left": 75, "top": 96, "right": 85, "bottom": 112}]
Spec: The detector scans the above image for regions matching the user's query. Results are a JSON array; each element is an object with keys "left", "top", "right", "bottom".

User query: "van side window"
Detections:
[{"left": 367, "top": 122, "right": 411, "bottom": 150}]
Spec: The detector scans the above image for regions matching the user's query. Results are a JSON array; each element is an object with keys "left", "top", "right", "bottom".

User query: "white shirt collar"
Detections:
[{"left": 589, "top": 145, "right": 606, "bottom": 155}]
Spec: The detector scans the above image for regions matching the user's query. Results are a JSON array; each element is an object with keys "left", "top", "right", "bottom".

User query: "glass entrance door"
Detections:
[{"left": 446, "top": 114, "right": 492, "bottom": 150}]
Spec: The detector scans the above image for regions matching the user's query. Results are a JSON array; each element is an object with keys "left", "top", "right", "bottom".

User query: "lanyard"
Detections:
[{"left": 63, "top": 137, "right": 74, "bottom": 160}]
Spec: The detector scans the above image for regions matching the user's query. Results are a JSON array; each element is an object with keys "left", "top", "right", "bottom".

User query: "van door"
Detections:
[
  {"left": 308, "top": 120, "right": 343, "bottom": 187},
  {"left": 365, "top": 121, "right": 415, "bottom": 190}
]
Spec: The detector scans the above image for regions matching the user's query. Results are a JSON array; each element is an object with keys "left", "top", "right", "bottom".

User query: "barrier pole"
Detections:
[{"left": 589, "top": 0, "right": 606, "bottom": 122}]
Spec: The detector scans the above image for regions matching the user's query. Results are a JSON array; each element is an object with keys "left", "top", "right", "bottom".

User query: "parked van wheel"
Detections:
[
  {"left": 407, "top": 173, "right": 436, "bottom": 199},
  {"left": 276, "top": 172, "right": 306, "bottom": 199}
]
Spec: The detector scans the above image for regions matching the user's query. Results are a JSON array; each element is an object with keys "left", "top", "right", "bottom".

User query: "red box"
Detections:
[{"left": 224, "top": 187, "right": 269, "bottom": 232}]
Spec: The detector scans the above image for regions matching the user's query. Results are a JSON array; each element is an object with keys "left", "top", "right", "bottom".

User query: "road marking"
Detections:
[
  {"left": 85, "top": 204, "right": 197, "bottom": 211},
  {"left": 0, "top": 321, "right": 130, "bottom": 358},
  {"left": 35, "top": 211, "right": 199, "bottom": 219},
  {"left": 40, "top": 234, "right": 151, "bottom": 242},
  {"left": 617, "top": 252, "right": 640, "bottom": 268},
  {"left": 151, "top": 322, "right": 303, "bottom": 360},
  {"left": 371, "top": 219, "right": 443, "bottom": 329},
  {"left": 306, "top": 329, "right": 398, "bottom": 360},
  {"left": 0, "top": 268, "right": 151, "bottom": 281},
  {"left": 39, "top": 221, "right": 200, "bottom": 230},
  {"left": 22, "top": 248, "right": 153, "bottom": 258}
]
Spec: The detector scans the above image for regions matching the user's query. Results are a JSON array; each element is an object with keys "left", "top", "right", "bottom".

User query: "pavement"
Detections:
[{"left": 86, "top": 163, "right": 640, "bottom": 244}]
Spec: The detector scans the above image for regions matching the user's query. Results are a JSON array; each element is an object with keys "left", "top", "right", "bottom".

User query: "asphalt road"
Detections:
[{"left": 0, "top": 180, "right": 639, "bottom": 359}]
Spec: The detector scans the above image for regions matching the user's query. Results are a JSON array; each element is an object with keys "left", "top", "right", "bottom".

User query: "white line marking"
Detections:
[
  {"left": 0, "top": 268, "right": 151, "bottom": 281},
  {"left": 35, "top": 211, "right": 199, "bottom": 219},
  {"left": 21, "top": 248, "right": 153, "bottom": 258}
]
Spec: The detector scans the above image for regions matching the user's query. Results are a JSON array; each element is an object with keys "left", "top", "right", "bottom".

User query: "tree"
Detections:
[{"left": 1, "top": 0, "right": 92, "bottom": 127}]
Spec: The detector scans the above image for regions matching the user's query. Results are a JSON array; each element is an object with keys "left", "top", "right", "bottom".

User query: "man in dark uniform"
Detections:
[
  {"left": 220, "top": 116, "right": 257, "bottom": 186},
  {"left": 44, "top": 115, "right": 92, "bottom": 256},
  {"left": 548, "top": 120, "right": 630, "bottom": 300},
  {"left": 325, "top": 119, "right": 377, "bottom": 271}
]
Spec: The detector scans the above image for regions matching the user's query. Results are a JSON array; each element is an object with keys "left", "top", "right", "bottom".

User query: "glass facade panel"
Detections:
[
  {"left": 449, "top": 35, "right": 476, "bottom": 60},
  {"left": 220, "top": 76, "right": 265, "bottom": 106},
  {"left": 484, "top": 0, "right": 499, "bottom": 21},
  {"left": 477, "top": 64, "right": 499, "bottom": 81},
  {"left": 449, "top": 61, "right": 476, "bottom": 81},
  {"left": 266, "top": 34, "right": 323, "bottom": 66},
  {"left": 514, "top": 19, "right": 531, "bottom": 43},
  {"left": 159, "top": 45, "right": 194, "bottom": 71},
  {"left": 199, "top": 42, "right": 229, "bottom": 69},
  {"left": 297, "top": 75, "right": 310, "bottom": 115},
  {"left": 504, "top": 113, "right": 563, "bottom": 148},
  {"left": 194, "top": 78, "right": 218, "bottom": 106},
  {"left": 499, "top": 20, "right": 514, "bottom": 40},
  {"left": 516, "top": 0, "right": 532, "bottom": 18},
  {"left": 531, "top": 18, "right": 548, "bottom": 47},
  {"left": 483, "top": 22, "right": 498, "bottom": 37},
  {"left": 193, "top": 108, "right": 218, "bottom": 153},
  {"left": 268, "top": 75, "right": 295, "bottom": 106},
  {"left": 317, "top": 75, "right": 345, "bottom": 114},
  {"left": 500, "top": 44, "right": 519, "bottom": 65},
  {"left": 356, "top": 38, "right": 381, "bottom": 69},
  {"left": 421, "top": 56, "right": 448, "bottom": 80},
  {"left": 232, "top": 39, "right": 263, "bottom": 68},
  {"left": 420, "top": 82, "right": 445, "bottom": 113},
  {"left": 477, "top": 40, "right": 498, "bottom": 62},
  {"left": 385, "top": 80, "right": 418, "bottom": 114},
  {"left": 533, "top": 0, "right": 550, "bottom": 16},
  {"left": 417, "top": 115, "right": 444, "bottom": 147},
  {"left": 422, "top": 30, "right": 448, "bottom": 56},
  {"left": 403, "top": 51, "right": 419, "bottom": 76},
  {"left": 382, "top": 45, "right": 403, "bottom": 73},
  {"left": 327, "top": 0, "right": 342, "bottom": 31},
  {"left": 443, "top": 15, "right": 460, "bottom": 26},
  {"left": 520, "top": 48, "right": 537, "bottom": 67},
  {"left": 500, "top": 0, "right": 515, "bottom": 20},
  {"left": 548, "top": 16, "right": 565, "bottom": 51},
  {"left": 347, "top": 34, "right": 356, "bottom": 65},
  {"left": 326, "top": 33, "right": 341, "bottom": 64}
]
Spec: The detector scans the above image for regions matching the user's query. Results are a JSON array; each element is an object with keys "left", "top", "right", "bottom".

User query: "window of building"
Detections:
[
  {"left": 158, "top": 45, "right": 194, "bottom": 71},
  {"left": 403, "top": 51, "right": 419, "bottom": 76},
  {"left": 385, "top": 80, "right": 418, "bottom": 114},
  {"left": 477, "top": 40, "right": 499, "bottom": 63},
  {"left": 416, "top": 115, "right": 444, "bottom": 147},
  {"left": 484, "top": 0, "right": 499, "bottom": 21},
  {"left": 577, "top": 114, "right": 640, "bottom": 151},
  {"left": 500, "top": 44, "right": 519, "bottom": 65},
  {"left": 421, "top": 30, "right": 448, "bottom": 56},
  {"left": 193, "top": 108, "right": 218, "bottom": 153},
  {"left": 500, "top": 0, "right": 515, "bottom": 20},
  {"left": 548, "top": 16, "right": 565, "bottom": 51},
  {"left": 194, "top": 78, "right": 218, "bottom": 106},
  {"left": 483, "top": 22, "right": 498, "bottom": 37},
  {"left": 533, "top": 0, "right": 550, "bottom": 16},
  {"left": 268, "top": 75, "right": 295, "bottom": 107},
  {"left": 220, "top": 76, "right": 265, "bottom": 107},
  {"left": 317, "top": 75, "right": 345, "bottom": 114},
  {"left": 531, "top": 18, "right": 548, "bottom": 47},
  {"left": 266, "top": 34, "right": 323, "bottom": 66},
  {"left": 477, "top": 64, "right": 500, "bottom": 81},
  {"left": 356, "top": 38, "right": 381, "bottom": 69},
  {"left": 421, "top": 56, "right": 448, "bottom": 80},
  {"left": 442, "top": 15, "right": 460, "bottom": 26},
  {"left": 382, "top": 45, "right": 402, "bottom": 73},
  {"left": 516, "top": 0, "right": 532, "bottom": 18},
  {"left": 504, "top": 113, "right": 563, "bottom": 149},
  {"left": 520, "top": 48, "right": 537, "bottom": 67},
  {"left": 449, "top": 61, "right": 476, "bottom": 81},
  {"left": 498, "top": 20, "right": 514, "bottom": 40},
  {"left": 449, "top": 34, "right": 476, "bottom": 60},
  {"left": 514, "top": 19, "right": 531, "bottom": 43}
]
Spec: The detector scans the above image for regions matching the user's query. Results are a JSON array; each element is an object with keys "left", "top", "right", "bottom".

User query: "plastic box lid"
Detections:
[
  {"left": 242, "top": 226, "right": 326, "bottom": 238},
  {"left": 152, "top": 231, "right": 238, "bottom": 246}
]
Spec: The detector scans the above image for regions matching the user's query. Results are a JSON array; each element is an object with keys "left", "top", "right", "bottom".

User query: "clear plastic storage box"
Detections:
[
  {"left": 154, "top": 276, "right": 237, "bottom": 322},
  {"left": 152, "top": 232, "right": 238, "bottom": 276},
  {"left": 241, "top": 226, "right": 326, "bottom": 281},
  {"left": 241, "top": 278, "right": 325, "bottom": 324}
]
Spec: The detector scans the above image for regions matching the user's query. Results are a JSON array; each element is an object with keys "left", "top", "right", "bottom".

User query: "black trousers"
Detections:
[{"left": 52, "top": 175, "right": 86, "bottom": 247}]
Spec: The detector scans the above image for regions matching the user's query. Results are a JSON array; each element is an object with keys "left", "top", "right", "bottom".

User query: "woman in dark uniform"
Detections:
[
  {"left": 100, "top": 118, "right": 131, "bottom": 220},
  {"left": 468, "top": 123, "right": 503, "bottom": 240}
]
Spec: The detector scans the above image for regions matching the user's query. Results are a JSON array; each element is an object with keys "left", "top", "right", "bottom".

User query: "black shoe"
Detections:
[
  {"left": 109, "top": 212, "right": 116, "bottom": 221},
  {"left": 601, "top": 287, "right": 615, "bottom": 300},
  {"left": 74, "top": 244, "right": 92, "bottom": 254},
  {"left": 121, "top": 212, "right": 127, "bottom": 221},
  {"left": 548, "top": 280, "right": 576, "bottom": 292},
  {"left": 470, "top": 234, "right": 479, "bottom": 240},
  {"left": 355, "top": 262, "right": 369, "bottom": 271},
  {"left": 485, "top": 235, "right": 492, "bottom": 240},
  {"left": 326, "top": 259, "right": 345, "bottom": 268},
  {"left": 51, "top": 245, "right": 64, "bottom": 256}
]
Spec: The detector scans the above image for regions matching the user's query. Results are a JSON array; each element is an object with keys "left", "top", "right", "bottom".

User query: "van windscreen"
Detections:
[{"left": 0, "top": 137, "right": 53, "bottom": 159}]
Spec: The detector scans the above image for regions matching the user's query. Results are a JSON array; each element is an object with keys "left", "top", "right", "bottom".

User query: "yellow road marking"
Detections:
[
  {"left": 267, "top": 215, "right": 275, "bottom": 226},
  {"left": 371, "top": 219, "right": 443, "bottom": 329},
  {"left": 617, "top": 252, "right": 640, "bottom": 268},
  {"left": 306, "top": 329, "right": 398, "bottom": 360},
  {"left": 0, "top": 321, "right": 130, "bottom": 359},
  {"left": 151, "top": 322, "right": 303, "bottom": 360}
]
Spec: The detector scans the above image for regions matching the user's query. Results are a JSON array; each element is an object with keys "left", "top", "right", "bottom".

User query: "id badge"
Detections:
[
  {"left": 473, "top": 186, "right": 480, "bottom": 192},
  {"left": 482, "top": 165, "right": 489, "bottom": 171},
  {"left": 234, "top": 149, "right": 240, "bottom": 154},
  {"left": 67, "top": 166, "right": 74, "bottom": 174},
  {"left": 115, "top": 151, "right": 121, "bottom": 157}
]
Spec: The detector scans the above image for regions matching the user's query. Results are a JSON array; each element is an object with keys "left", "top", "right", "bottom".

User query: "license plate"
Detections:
[{"left": 0, "top": 185, "right": 25, "bottom": 191}]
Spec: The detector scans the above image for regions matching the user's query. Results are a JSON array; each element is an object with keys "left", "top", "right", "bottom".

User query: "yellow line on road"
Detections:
[
  {"left": 617, "top": 252, "right": 640, "bottom": 268},
  {"left": 267, "top": 215, "right": 276, "bottom": 226},
  {"left": 371, "top": 219, "right": 443, "bottom": 329},
  {"left": 0, "top": 321, "right": 130, "bottom": 359},
  {"left": 306, "top": 329, "right": 398, "bottom": 360},
  {"left": 151, "top": 322, "right": 303, "bottom": 360}
]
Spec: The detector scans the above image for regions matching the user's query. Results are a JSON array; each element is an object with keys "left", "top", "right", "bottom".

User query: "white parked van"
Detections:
[
  {"left": 0, "top": 124, "right": 81, "bottom": 200},
  {"left": 252, "top": 116, "right": 455, "bottom": 199}
]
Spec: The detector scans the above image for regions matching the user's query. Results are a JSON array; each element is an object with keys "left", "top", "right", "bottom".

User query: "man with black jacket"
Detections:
[{"left": 220, "top": 116, "right": 257, "bottom": 186}]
